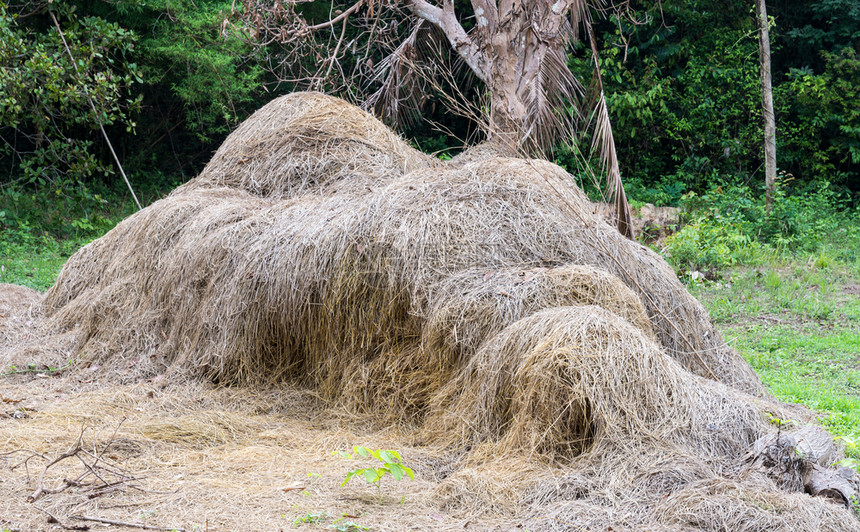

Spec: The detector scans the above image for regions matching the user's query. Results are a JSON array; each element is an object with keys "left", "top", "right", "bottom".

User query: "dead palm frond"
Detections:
[
  {"left": 521, "top": 42, "right": 586, "bottom": 156},
  {"left": 364, "top": 19, "right": 435, "bottom": 128},
  {"left": 290, "top": 1, "right": 633, "bottom": 239},
  {"left": 585, "top": 20, "right": 634, "bottom": 239}
]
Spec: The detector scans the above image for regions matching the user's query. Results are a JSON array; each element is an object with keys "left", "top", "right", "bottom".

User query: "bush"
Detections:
[
  {"left": 0, "top": 2, "right": 141, "bottom": 210},
  {"left": 663, "top": 216, "right": 760, "bottom": 272},
  {"left": 663, "top": 180, "right": 859, "bottom": 272}
]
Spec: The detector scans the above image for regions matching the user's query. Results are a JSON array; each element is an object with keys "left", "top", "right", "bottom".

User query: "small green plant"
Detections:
[
  {"left": 850, "top": 494, "right": 860, "bottom": 518},
  {"left": 2, "top": 359, "right": 74, "bottom": 377},
  {"left": 293, "top": 511, "right": 330, "bottom": 527},
  {"left": 335, "top": 447, "right": 415, "bottom": 504},
  {"left": 813, "top": 251, "right": 834, "bottom": 269},
  {"left": 836, "top": 436, "right": 860, "bottom": 469},
  {"left": 765, "top": 413, "right": 798, "bottom": 431},
  {"left": 764, "top": 270, "right": 781, "bottom": 290},
  {"left": 328, "top": 518, "right": 370, "bottom": 532}
]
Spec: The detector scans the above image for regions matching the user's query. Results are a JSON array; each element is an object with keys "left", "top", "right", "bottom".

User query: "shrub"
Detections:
[{"left": 663, "top": 216, "right": 760, "bottom": 272}]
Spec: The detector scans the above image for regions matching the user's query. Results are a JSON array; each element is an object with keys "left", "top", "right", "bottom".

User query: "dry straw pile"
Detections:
[{"left": 20, "top": 92, "right": 858, "bottom": 529}]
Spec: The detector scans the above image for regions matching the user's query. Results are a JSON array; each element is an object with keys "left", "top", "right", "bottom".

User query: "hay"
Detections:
[
  {"left": 9, "top": 92, "right": 857, "bottom": 530},
  {"left": 0, "top": 381, "right": 472, "bottom": 531},
  {"left": 0, "top": 283, "right": 40, "bottom": 347},
  {"left": 177, "top": 91, "right": 435, "bottom": 199}
]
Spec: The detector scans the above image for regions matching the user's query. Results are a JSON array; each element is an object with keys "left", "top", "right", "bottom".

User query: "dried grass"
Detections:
[
  {"left": 3, "top": 92, "right": 858, "bottom": 530},
  {"left": 177, "top": 91, "right": 435, "bottom": 199}
]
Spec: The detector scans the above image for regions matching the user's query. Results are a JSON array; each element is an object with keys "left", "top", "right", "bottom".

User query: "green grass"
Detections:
[
  {"left": 692, "top": 261, "right": 860, "bottom": 451},
  {"left": 0, "top": 235, "right": 91, "bottom": 290},
  {"left": 1, "top": 187, "right": 139, "bottom": 290}
]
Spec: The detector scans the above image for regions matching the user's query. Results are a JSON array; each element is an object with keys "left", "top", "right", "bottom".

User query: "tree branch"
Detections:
[
  {"left": 470, "top": 0, "right": 497, "bottom": 31},
  {"left": 407, "top": 0, "right": 491, "bottom": 82},
  {"left": 306, "top": 0, "right": 365, "bottom": 32},
  {"left": 69, "top": 515, "right": 186, "bottom": 532}
]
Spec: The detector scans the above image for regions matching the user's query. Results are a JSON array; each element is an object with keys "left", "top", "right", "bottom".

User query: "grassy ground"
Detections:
[
  {"left": 0, "top": 236, "right": 91, "bottom": 290},
  {"left": 690, "top": 261, "right": 860, "bottom": 455}
]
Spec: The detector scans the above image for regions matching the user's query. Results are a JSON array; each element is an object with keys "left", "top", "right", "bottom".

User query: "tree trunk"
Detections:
[
  {"left": 487, "top": 61, "right": 527, "bottom": 154},
  {"left": 756, "top": 0, "right": 777, "bottom": 214}
]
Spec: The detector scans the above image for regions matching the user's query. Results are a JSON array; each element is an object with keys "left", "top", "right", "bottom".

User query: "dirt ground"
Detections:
[
  {"left": 0, "top": 285, "right": 525, "bottom": 532},
  {"left": 1, "top": 378, "right": 529, "bottom": 532}
]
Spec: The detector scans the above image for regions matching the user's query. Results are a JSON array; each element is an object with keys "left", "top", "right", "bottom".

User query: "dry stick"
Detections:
[
  {"left": 319, "top": 13, "right": 350, "bottom": 87},
  {"left": 86, "top": 482, "right": 131, "bottom": 499},
  {"left": 28, "top": 434, "right": 84, "bottom": 503},
  {"left": 49, "top": 10, "right": 142, "bottom": 210},
  {"left": 76, "top": 417, "right": 128, "bottom": 486},
  {"left": 70, "top": 515, "right": 187, "bottom": 532},
  {"left": 2, "top": 448, "right": 50, "bottom": 462},
  {"left": 33, "top": 505, "right": 89, "bottom": 531}
]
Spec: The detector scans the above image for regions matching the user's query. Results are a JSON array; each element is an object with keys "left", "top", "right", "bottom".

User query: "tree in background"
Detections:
[
  {"left": 100, "top": 0, "right": 266, "bottom": 181},
  {"left": 240, "top": 0, "right": 634, "bottom": 237},
  {"left": 576, "top": 0, "right": 858, "bottom": 201},
  {"left": 0, "top": 1, "right": 141, "bottom": 202},
  {"left": 2, "top": 0, "right": 857, "bottom": 240},
  {"left": 755, "top": 0, "right": 776, "bottom": 212},
  {"left": 1, "top": 0, "right": 269, "bottom": 226},
  {"left": 775, "top": 0, "right": 859, "bottom": 193}
]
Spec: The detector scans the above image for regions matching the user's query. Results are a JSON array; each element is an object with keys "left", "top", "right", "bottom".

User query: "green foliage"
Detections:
[
  {"left": 764, "top": 413, "right": 798, "bottom": 430},
  {"left": 293, "top": 511, "right": 329, "bottom": 527},
  {"left": 0, "top": 185, "right": 132, "bottom": 290},
  {"left": 662, "top": 180, "right": 860, "bottom": 272},
  {"left": 335, "top": 447, "right": 414, "bottom": 505},
  {"left": 570, "top": 0, "right": 860, "bottom": 196},
  {"left": 778, "top": 47, "right": 860, "bottom": 186},
  {"left": 692, "top": 259, "right": 860, "bottom": 464},
  {"left": 328, "top": 519, "right": 370, "bottom": 532},
  {"left": 1, "top": 0, "right": 269, "bottom": 231},
  {"left": 0, "top": 229, "right": 87, "bottom": 290},
  {"left": 568, "top": 0, "right": 765, "bottom": 192},
  {"left": 110, "top": 0, "right": 264, "bottom": 144},
  {"left": 411, "top": 134, "right": 455, "bottom": 161},
  {"left": 0, "top": 1, "right": 141, "bottom": 209},
  {"left": 663, "top": 216, "right": 759, "bottom": 272},
  {"left": 776, "top": 0, "right": 860, "bottom": 73},
  {"left": 836, "top": 436, "right": 860, "bottom": 470}
]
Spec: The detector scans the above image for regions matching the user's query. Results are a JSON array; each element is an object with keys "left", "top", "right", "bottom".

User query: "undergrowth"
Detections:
[
  {"left": 691, "top": 261, "right": 860, "bottom": 458},
  {"left": 648, "top": 181, "right": 860, "bottom": 459},
  {"left": 661, "top": 180, "right": 859, "bottom": 273},
  {"left": 0, "top": 184, "right": 159, "bottom": 290}
]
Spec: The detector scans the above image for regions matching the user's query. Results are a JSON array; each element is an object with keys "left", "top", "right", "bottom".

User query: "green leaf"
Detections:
[
  {"left": 402, "top": 466, "right": 415, "bottom": 480},
  {"left": 378, "top": 450, "right": 397, "bottom": 464},
  {"left": 354, "top": 446, "right": 369, "bottom": 458},
  {"left": 363, "top": 468, "right": 381, "bottom": 484},
  {"left": 341, "top": 469, "right": 358, "bottom": 487},
  {"left": 388, "top": 463, "right": 404, "bottom": 481}
]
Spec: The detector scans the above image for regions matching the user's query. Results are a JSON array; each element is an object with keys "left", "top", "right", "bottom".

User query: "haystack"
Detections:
[
  {"left": 177, "top": 91, "right": 435, "bottom": 199},
  {"left": 26, "top": 92, "right": 859, "bottom": 530}
]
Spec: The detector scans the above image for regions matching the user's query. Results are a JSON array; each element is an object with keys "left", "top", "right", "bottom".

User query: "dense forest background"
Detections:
[{"left": 1, "top": 0, "right": 858, "bottom": 252}]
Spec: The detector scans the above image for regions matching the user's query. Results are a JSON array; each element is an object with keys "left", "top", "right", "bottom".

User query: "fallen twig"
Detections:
[
  {"left": 26, "top": 420, "right": 135, "bottom": 503},
  {"left": 70, "top": 515, "right": 187, "bottom": 531},
  {"left": 33, "top": 505, "right": 89, "bottom": 531},
  {"left": 85, "top": 476, "right": 146, "bottom": 499},
  {"left": 27, "top": 436, "right": 84, "bottom": 503}
]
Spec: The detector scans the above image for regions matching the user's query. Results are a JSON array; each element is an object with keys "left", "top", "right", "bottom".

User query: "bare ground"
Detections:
[{"left": 0, "top": 285, "right": 525, "bottom": 532}]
